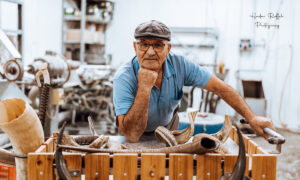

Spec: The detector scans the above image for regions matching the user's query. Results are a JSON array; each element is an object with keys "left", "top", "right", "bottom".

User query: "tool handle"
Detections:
[
  {"left": 263, "top": 127, "right": 285, "bottom": 144},
  {"left": 240, "top": 119, "right": 285, "bottom": 145}
]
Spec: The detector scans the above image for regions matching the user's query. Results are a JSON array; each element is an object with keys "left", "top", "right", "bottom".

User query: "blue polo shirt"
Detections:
[{"left": 113, "top": 52, "right": 212, "bottom": 132}]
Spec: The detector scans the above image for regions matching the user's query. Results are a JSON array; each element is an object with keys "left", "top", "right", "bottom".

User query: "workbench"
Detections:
[{"left": 27, "top": 126, "right": 277, "bottom": 180}]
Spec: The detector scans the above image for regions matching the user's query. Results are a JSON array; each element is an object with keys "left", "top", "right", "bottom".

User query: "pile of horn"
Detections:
[
  {"left": 55, "top": 112, "right": 252, "bottom": 179},
  {"left": 55, "top": 112, "right": 233, "bottom": 154},
  {"left": 155, "top": 111, "right": 232, "bottom": 154},
  {"left": 0, "top": 98, "right": 44, "bottom": 180}
]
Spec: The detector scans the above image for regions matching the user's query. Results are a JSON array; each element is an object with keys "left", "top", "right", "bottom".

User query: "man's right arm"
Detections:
[{"left": 117, "top": 68, "right": 157, "bottom": 142}]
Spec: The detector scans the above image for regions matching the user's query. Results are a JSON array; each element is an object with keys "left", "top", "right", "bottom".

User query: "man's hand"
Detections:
[
  {"left": 138, "top": 68, "right": 158, "bottom": 89},
  {"left": 247, "top": 116, "right": 275, "bottom": 139}
]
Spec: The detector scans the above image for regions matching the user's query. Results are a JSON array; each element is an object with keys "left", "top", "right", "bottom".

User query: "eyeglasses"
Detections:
[{"left": 136, "top": 42, "right": 167, "bottom": 52}]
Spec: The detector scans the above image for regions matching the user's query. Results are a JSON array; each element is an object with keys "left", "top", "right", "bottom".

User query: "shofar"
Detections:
[
  {"left": 0, "top": 98, "right": 44, "bottom": 180},
  {"left": 58, "top": 133, "right": 220, "bottom": 154}
]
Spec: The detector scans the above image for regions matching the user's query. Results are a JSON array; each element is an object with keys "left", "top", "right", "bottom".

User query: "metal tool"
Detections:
[
  {"left": 36, "top": 63, "right": 50, "bottom": 133},
  {"left": 240, "top": 118, "right": 285, "bottom": 153}
]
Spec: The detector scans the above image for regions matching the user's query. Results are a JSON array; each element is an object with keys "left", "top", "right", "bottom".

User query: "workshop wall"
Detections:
[
  {"left": 1, "top": 0, "right": 299, "bottom": 131},
  {"left": 105, "top": 0, "right": 300, "bottom": 131},
  {"left": 22, "top": 0, "right": 62, "bottom": 65}
]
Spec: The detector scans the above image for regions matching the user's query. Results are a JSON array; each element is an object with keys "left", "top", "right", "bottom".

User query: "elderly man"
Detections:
[{"left": 113, "top": 20, "right": 274, "bottom": 142}]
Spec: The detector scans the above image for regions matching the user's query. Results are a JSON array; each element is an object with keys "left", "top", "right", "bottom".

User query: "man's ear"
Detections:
[
  {"left": 133, "top": 41, "right": 137, "bottom": 53},
  {"left": 167, "top": 43, "right": 172, "bottom": 53}
]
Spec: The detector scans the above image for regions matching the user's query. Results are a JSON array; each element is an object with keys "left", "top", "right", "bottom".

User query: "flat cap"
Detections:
[{"left": 134, "top": 20, "right": 171, "bottom": 41}]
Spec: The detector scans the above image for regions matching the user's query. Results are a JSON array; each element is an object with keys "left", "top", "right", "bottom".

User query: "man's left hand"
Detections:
[{"left": 247, "top": 116, "right": 275, "bottom": 140}]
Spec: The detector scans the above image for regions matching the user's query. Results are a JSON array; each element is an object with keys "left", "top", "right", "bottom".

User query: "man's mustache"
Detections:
[{"left": 143, "top": 58, "right": 158, "bottom": 61}]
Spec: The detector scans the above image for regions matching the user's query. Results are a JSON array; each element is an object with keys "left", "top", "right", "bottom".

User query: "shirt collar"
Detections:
[{"left": 132, "top": 54, "right": 174, "bottom": 79}]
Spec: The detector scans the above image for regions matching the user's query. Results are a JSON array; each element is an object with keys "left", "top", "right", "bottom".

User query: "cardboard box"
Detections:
[{"left": 65, "top": 29, "right": 104, "bottom": 44}]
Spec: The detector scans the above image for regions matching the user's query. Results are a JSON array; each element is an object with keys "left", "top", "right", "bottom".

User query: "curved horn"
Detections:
[
  {"left": 0, "top": 148, "right": 15, "bottom": 166},
  {"left": 58, "top": 133, "right": 220, "bottom": 154},
  {"left": 212, "top": 114, "right": 232, "bottom": 143},
  {"left": 229, "top": 125, "right": 246, "bottom": 180},
  {"left": 55, "top": 121, "right": 72, "bottom": 180},
  {"left": 154, "top": 126, "right": 178, "bottom": 147},
  {"left": 0, "top": 98, "right": 44, "bottom": 180},
  {"left": 171, "top": 111, "right": 197, "bottom": 144}
]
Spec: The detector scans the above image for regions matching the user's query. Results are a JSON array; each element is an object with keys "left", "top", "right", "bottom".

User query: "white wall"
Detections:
[
  {"left": 105, "top": 0, "right": 300, "bottom": 131},
  {"left": 1, "top": 0, "right": 299, "bottom": 130},
  {"left": 22, "top": 0, "right": 62, "bottom": 65}
]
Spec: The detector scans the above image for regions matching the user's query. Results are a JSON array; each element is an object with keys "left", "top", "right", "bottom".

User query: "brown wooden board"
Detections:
[
  {"left": 243, "top": 135, "right": 250, "bottom": 153},
  {"left": 252, "top": 154, "right": 277, "bottom": 180},
  {"left": 35, "top": 145, "right": 47, "bottom": 153},
  {"left": 43, "top": 137, "right": 53, "bottom": 152},
  {"left": 27, "top": 153, "right": 54, "bottom": 180},
  {"left": 223, "top": 154, "right": 250, "bottom": 178},
  {"left": 256, "top": 147, "right": 268, "bottom": 154},
  {"left": 113, "top": 153, "right": 138, "bottom": 180},
  {"left": 197, "top": 154, "right": 222, "bottom": 180},
  {"left": 169, "top": 153, "right": 193, "bottom": 180},
  {"left": 85, "top": 153, "right": 110, "bottom": 180},
  {"left": 141, "top": 153, "right": 166, "bottom": 180},
  {"left": 53, "top": 132, "right": 58, "bottom": 151},
  {"left": 0, "top": 164, "right": 16, "bottom": 180},
  {"left": 63, "top": 153, "right": 82, "bottom": 180},
  {"left": 248, "top": 140, "right": 258, "bottom": 155}
]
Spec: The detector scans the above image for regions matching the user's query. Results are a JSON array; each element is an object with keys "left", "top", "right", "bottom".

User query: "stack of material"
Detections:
[{"left": 62, "top": 67, "right": 116, "bottom": 134}]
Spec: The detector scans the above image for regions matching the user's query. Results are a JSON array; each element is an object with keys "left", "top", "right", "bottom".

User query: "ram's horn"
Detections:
[
  {"left": 171, "top": 111, "right": 197, "bottom": 144},
  {"left": 211, "top": 114, "right": 232, "bottom": 143},
  {"left": 154, "top": 126, "right": 178, "bottom": 147},
  {"left": 58, "top": 133, "right": 220, "bottom": 154},
  {"left": 229, "top": 125, "right": 248, "bottom": 180},
  {"left": 55, "top": 121, "right": 72, "bottom": 180},
  {"left": 0, "top": 98, "right": 44, "bottom": 180},
  {"left": 0, "top": 148, "right": 15, "bottom": 166}
]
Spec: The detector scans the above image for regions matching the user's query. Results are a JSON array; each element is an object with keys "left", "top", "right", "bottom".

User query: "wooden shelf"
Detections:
[
  {"left": 64, "top": 15, "right": 109, "bottom": 24},
  {"left": 64, "top": 16, "right": 81, "bottom": 21},
  {"left": 62, "top": 0, "right": 114, "bottom": 64},
  {"left": 64, "top": 40, "right": 81, "bottom": 44},
  {"left": 64, "top": 40, "right": 104, "bottom": 45}
]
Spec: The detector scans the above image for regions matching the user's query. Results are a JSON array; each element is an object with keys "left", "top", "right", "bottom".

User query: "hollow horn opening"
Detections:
[{"left": 200, "top": 137, "right": 217, "bottom": 149}]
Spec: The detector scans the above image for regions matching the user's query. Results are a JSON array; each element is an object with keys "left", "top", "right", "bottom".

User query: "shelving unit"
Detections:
[
  {"left": 62, "top": 0, "right": 114, "bottom": 64},
  {"left": 0, "top": 0, "right": 24, "bottom": 56}
]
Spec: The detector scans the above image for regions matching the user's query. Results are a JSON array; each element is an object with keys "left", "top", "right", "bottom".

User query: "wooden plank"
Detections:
[
  {"left": 63, "top": 153, "right": 82, "bottom": 180},
  {"left": 27, "top": 153, "right": 54, "bottom": 180},
  {"left": 113, "top": 153, "right": 138, "bottom": 180},
  {"left": 248, "top": 140, "right": 258, "bottom": 155},
  {"left": 223, "top": 154, "right": 249, "bottom": 178},
  {"left": 252, "top": 154, "right": 276, "bottom": 180},
  {"left": 242, "top": 135, "right": 249, "bottom": 153},
  {"left": 141, "top": 153, "right": 166, "bottom": 180},
  {"left": 8, "top": 165, "right": 16, "bottom": 180},
  {"left": 197, "top": 154, "right": 222, "bottom": 180},
  {"left": 43, "top": 137, "right": 53, "bottom": 152},
  {"left": 52, "top": 132, "right": 58, "bottom": 151},
  {"left": 0, "top": 164, "right": 16, "bottom": 180},
  {"left": 35, "top": 145, "right": 47, "bottom": 153},
  {"left": 169, "top": 153, "right": 193, "bottom": 180},
  {"left": 256, "top": 147, "right": 268, "bottom": 154},
  {"left": 85, "top": 153, "right": 110, "bottom": 180}
]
